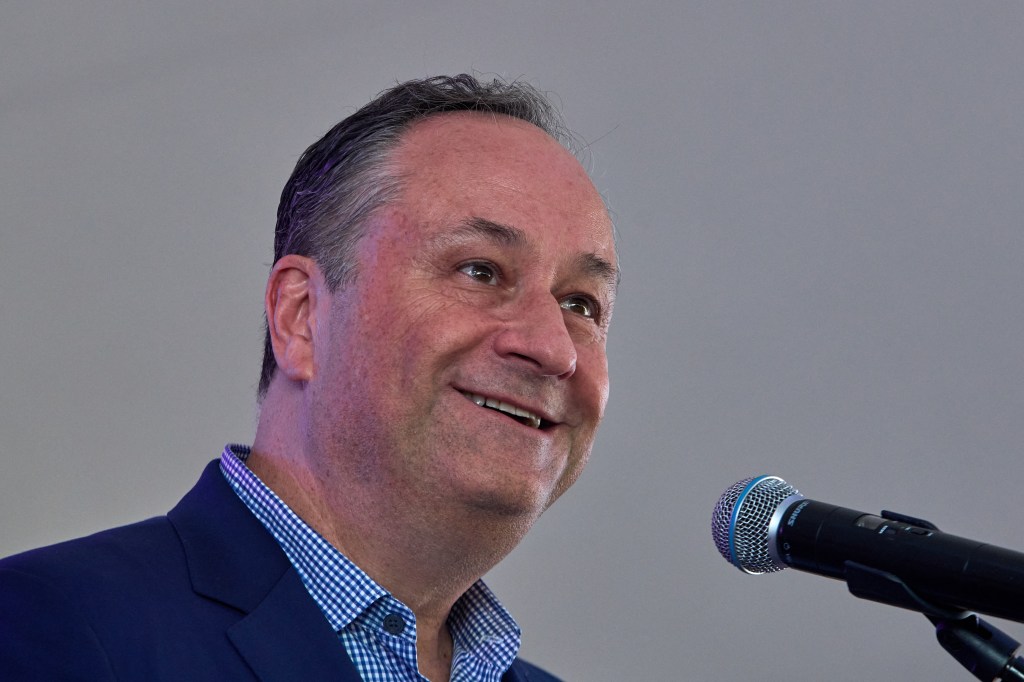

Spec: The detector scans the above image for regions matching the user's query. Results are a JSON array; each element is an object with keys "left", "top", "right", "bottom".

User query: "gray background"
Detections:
[{"left": 2, "top": 2, "right": 1022, "bottom": 680}]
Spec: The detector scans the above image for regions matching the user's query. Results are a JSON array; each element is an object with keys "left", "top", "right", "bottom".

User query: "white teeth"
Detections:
[{"left": 460, "top": 391, "right": 542, "bottom": 429}]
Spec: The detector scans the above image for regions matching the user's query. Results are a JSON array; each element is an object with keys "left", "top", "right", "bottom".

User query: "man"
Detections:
[{"left": 0, "top": 74, "right": 618, "bottom": 681}]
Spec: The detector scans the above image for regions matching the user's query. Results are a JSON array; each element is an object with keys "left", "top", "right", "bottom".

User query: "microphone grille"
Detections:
[{"left": 711, "top": 475, "right": 799, "bottom": 574}]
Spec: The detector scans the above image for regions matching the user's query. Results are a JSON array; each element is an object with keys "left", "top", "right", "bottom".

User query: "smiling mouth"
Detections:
[{"left": 459, "top": 391, "right": 549, "bottom": 429}]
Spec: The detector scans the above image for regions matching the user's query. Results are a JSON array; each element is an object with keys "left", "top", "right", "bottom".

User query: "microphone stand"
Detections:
[
  {"left": 841, "top": 510, "right": 1024, "bottom": 681},
  {"left": 931, "top": 613, "right": 1024, "bottom": 682}
]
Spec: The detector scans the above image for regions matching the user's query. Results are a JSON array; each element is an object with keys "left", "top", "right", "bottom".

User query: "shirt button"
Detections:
[{"left": 382, "top": 613, "right": 406, "bottom": 635}]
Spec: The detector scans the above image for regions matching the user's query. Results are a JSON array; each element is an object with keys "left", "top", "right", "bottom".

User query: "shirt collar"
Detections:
[{"left": 219, "top": 444, "right": 521, "bottom": 669}]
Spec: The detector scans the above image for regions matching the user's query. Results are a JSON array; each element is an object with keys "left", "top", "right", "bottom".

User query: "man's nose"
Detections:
[{"left": 493, "top": 292, "right": 577, "bottom": 380}]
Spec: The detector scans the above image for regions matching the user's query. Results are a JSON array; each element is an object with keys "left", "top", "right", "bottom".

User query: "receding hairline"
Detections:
[
  {"left": 381, "top": 109, "right": 609, "bottom": 215},
  {"left": 385, "top": 109, "right": 579, "bottom": 169}
]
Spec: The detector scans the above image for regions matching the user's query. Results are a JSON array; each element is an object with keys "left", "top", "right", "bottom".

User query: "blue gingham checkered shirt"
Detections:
[{"left": 220, "top": 445, "right": 522, "bottom": 681}]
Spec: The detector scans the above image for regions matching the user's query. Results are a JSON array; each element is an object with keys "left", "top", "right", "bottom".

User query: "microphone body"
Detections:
[{"left": 713, "top": 475, "right": 1024, "bottom": 623}]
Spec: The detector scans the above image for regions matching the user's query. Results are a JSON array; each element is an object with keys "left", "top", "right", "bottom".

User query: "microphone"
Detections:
[{"left": 711, "top": 475, "right": 1024, "bottom": 624}]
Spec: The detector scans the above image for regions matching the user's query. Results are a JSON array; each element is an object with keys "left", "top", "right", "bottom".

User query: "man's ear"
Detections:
[{"left": 265, "top": 254, "right": 325, "bottom": 383}]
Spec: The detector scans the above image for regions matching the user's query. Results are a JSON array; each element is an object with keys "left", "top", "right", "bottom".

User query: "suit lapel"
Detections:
[
  {"left": 168, "top": 460, "right": 361, "bottom": 680},
  {"left": 504, "top": 658, "right": 562, "bottom": 682},
  {"left": 503, "top": 664, "right": 526, "bottom": 681},
  {"left": 227, "top": 566, "right": 361, "bottom": 681}
]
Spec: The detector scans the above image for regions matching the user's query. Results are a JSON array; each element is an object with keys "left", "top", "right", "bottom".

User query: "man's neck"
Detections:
[
  {"left": 416, "top": 617, "right": 454, "bottom": 682},
  {"left": 245, "top": 432, "right": 528, "bottom": 643}
]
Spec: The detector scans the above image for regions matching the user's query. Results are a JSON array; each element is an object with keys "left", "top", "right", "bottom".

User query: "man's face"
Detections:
[{"left": 308, "top": 112, "right": 617, "bottom": 520}]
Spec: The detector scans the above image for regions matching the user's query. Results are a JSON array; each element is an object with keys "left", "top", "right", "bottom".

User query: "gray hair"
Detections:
[{"left": 258, "top": 74, "right": 574, "bottom": 399}]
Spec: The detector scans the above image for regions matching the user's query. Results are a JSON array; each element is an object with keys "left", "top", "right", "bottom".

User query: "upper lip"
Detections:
[{"left": 455, "top": 387, "right": 560, "bottom": 429}]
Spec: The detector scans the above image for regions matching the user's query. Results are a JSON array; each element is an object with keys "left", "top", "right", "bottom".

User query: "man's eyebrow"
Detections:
[
  {"left": 424, "top": 217, "right": 527, "bottom": 252},
  {"left": 457, "top": 217, "right": 529, "bottom": 247},
  {"left": 436, "top": 215, "right": 619, "bottom": 289},
  {"left": 576, "top": 252, "right": 621, "bottom": 291}
]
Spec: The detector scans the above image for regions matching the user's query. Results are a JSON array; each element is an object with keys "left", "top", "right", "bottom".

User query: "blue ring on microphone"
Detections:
[{"left": 728, "top": 475, "right": 770, "bottom": 569}]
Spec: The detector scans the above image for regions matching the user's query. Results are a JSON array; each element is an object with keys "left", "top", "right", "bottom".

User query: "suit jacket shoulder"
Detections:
[
  {"left": 0, "top": 460, "right": 563, "bottom": 681},
  {"left": 0, "top": 461, "right": 358, "bottom": 680}
]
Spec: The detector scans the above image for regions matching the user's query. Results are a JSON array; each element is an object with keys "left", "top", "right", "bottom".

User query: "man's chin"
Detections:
[{"left": 456, "top": 483, "right": 558, "bottom": 523}]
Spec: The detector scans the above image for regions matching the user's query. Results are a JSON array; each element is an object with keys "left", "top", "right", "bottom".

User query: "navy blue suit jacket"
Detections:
[{"left": 0, "top": 461, "right": 560, "bottom": 681}]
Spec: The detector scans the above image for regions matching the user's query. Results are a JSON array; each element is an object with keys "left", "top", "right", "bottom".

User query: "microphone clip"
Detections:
[{"left": 843, "top": 560, "right": 1024, "bottom": 682}]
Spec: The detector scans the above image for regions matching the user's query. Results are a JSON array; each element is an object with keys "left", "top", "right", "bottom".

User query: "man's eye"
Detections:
[
  {"left": 560, "top": 295, "right": 597, "bottom": 319},
  {"left": 458, "top": 262, "right": 499, "bottom": 285}
]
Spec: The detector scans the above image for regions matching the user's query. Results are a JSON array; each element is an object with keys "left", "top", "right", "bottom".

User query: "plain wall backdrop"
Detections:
[{"left": 2, "top": 2, "right": 1022, "bottom": 679}]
